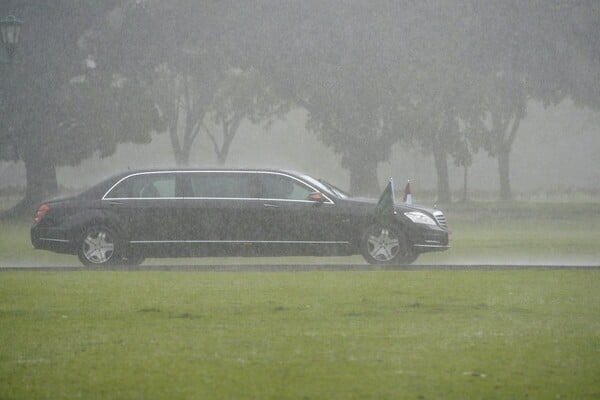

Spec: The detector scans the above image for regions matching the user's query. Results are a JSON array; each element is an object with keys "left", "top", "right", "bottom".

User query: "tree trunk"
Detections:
[
  {"left": 25, "top": 158, "right": 58, "bottom": 203},
  {"left": 347, "top": 158, "right": 380, "bottom": 196},
  {"left": 432, "top": 145, "right": 451, "bottom": 204},
  {"left": 169, "top": 126, "right": 192, "bottom": 166},
  {"left": 169, "top": 126, "right": 185, "bottom": 166},
  {"left": 497, "top": 148, "right": 512, "bottom": 201},
  {"left": 489, "top": 94, "right": 524, "bottom": 202},
  {"left": 1, "top": 153, "right": 58, "bottom": 220}
]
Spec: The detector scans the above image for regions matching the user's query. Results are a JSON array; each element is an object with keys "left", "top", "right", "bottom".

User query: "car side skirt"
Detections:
[
  {"left": 127, "top": 240, "right": 354, "bottom": 257},
  {"left": 129, "top": 240, "right": 350, "bottom": 244}
]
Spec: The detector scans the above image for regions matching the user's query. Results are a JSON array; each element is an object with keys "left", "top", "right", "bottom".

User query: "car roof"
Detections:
[
  {"left": 94, "top": 168, "right": 341, "bottom": 201},
  {"left": 122, "top": 167, "right": 300, "bottom": 173},
  {"left": 114, "top": 167, "right": 307, "bottom": 178}
]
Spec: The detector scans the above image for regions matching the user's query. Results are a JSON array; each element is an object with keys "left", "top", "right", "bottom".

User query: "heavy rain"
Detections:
[
  {"left": 1, "top": 1, "right": 598, "bottom": 266},
  {"left": 0, "top": 1, "right": 599, "bottom": 398}
]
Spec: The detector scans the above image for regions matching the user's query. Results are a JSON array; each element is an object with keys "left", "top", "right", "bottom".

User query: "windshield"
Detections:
[
  {"left": 299, "top": 174, "right": 350, "bottom": 199},
  {"left": 318, "top": 179, "right": 350, "bottom": 199}
]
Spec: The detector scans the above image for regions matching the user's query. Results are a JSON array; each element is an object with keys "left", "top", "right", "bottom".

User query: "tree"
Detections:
[
  {"left": 400, "top": 1, "right": 494, "bottom": 203},
  {"left": 0, "top": 1, "right": 162, "bottom": 218},
  {"left": 236, "top": 1, "right": 422, "bottom": 195},
  {"left": 152, "top": 64, "right": 218, "bottom": 166},
  {"left": 299, "top": 68, "right": 408, "bottom": 195},
  {"left": 57, "top": 70, "right": 162, "bottom": 162},
  {"left": 473, "top": 1, "right": 600, "bottom": 199},
  {"left": 206, "top": 68, "right": 290, "bottom": 165},
  {"left": 236, "top": 1, "right": 489, "bottom": 199},
  {"left": 96, "top": 1, "right": 250, "bottom": 166}
]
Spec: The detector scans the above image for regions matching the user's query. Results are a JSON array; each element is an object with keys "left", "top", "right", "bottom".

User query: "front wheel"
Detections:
[
  {"left": 78, "top": 225, "right": 120, "bottom": 266},
  {"left": 361, "top": 224, "right": 418, "bottom": 265}
]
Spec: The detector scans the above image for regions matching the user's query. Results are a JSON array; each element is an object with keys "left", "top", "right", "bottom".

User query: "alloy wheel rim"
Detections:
[
  {"left": 83, "top": 230, "right": 115, "bottom": 263},
  {"left": 367, "top": 228, "right": 400, "bottom": 261}
]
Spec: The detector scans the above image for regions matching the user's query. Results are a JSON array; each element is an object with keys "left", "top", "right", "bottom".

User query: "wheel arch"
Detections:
[
  {"left": 356, "top": 215, "right": 414, "bottom": 247},
  {"left": 359, "top": 218, "right": 418, "bottom": 265},
  {"left": 67, "top": 209, "right": 126, "bottom": 241}
]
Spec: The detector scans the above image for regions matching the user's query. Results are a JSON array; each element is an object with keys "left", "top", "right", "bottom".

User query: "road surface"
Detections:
[{"left": 1, "top": 264, "right": 598, "bottom": 271}]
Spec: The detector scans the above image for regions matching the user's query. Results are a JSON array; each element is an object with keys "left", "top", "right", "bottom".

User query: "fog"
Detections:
[
  {"left": 0, "top": 1, "right": 599, "bottom": 267},
  {"left": 1, "top": 2, "right": 598, "bottom": 198},
  {"left": 51, "top": 99, "right": 600, "bottom": 194},
  {"left": 1, "top": 100, "right": 598, "bottom": 196}
]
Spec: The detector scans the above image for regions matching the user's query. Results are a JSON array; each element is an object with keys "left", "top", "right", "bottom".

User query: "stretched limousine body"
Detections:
[{"left": 31, "top": 169, "right": 449, "bottom": 266}]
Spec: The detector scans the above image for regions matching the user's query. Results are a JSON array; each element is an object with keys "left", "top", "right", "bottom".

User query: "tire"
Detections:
[
  {"left": 361, "top": 224, "right": 418, "bottom": 265},
  {"left": 77, "top": 225, "right": 120, "bottom": 266}
]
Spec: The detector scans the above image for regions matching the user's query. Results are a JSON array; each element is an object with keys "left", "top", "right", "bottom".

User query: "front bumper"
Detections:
[{"left": 407, "top": 224, "right": 450, "bottom": 253}]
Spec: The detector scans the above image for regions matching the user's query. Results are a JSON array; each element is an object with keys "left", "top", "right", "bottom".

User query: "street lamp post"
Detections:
[
  {"left": 1, "top": 14, "right": 23, "bottom": 162},
  {"left": 0, "top": 14, "right": 23, "bottom": 61}
]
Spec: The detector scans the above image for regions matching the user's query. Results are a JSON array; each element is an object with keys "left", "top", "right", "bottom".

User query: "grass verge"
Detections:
[{"left": 1, "top": 270, "right": 599, "bottom": 399}]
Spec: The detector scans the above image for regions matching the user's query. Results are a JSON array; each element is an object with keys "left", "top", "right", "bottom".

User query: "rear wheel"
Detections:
[
  {"left": 78, "top": 225, "right": 120, "bottom": 266},
  {"left": 361, "top": 224, "right": 418, "bottom": 265}
]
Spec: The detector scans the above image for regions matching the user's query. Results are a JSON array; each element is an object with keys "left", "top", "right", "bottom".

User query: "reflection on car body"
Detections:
[{"left": 31, "top": 169, "right": 450, "bottom": 266}]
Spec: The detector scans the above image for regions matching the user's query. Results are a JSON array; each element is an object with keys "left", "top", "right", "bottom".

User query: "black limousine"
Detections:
[{"left": 31, "top": 169, "right": 449, "bottom": 266}]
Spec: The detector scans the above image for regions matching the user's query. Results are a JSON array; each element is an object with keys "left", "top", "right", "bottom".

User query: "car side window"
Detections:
[
  {"left": 106, "top": 174, "right": 177, "bottom": 198},
  {"left": 189, "top": 173, "right": 257, "bottom": 198},
  {"left": 260, "top": 174, "right": 313, "bottom": 201}
]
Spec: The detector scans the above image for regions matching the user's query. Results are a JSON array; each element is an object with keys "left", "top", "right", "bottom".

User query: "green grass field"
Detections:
[
  {"left": 423, "top": 201, "right": 600, "bottom": 265},
  {"left": 1, "top": 270, "right": 599, "bottom": 399}
]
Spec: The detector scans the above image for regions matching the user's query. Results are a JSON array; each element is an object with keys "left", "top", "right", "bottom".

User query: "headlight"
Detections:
[{"left": 404, "top": 211, "right": 437, "bottom": 225}]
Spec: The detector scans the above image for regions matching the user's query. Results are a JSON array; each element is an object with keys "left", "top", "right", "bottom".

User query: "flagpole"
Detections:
[{"left": 403, "top": 179, "right": 412, "bottom": 204}]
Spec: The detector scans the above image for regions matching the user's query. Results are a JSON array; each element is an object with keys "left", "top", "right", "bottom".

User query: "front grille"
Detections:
[{"left": 432, "top": 211, "right": 447, "bottom": 229}]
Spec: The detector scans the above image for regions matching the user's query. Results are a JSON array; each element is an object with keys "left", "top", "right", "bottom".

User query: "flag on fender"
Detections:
[
  {"left": 375, "top": 179, "right": 396, "bottom": 222},
  {"left": 403, "top": 180, "right": 412, "bottom": 204}
]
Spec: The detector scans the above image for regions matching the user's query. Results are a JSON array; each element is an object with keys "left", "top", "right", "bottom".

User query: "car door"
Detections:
[
  {"left": 255, "top": 173, "right": 346, "bottom": 246},
  {"left": 103, "top": 172, "right": 185, "bottom": 243},
  {"left": 182, "top": 171, "right": 265, "bottom": 246}
]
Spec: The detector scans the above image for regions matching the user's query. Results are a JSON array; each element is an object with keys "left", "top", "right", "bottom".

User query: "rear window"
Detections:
[{"left": 105, "top": 173, "right": 177, "bottom": 198}]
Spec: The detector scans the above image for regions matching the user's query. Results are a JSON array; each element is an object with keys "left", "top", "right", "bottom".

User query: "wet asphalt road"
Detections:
[{"left": 1, "top": 264, "right": 598, "bottom": 272}]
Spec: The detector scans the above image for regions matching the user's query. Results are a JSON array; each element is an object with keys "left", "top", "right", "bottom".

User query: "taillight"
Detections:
[{"left": 34, "top": 204, "right": 50, "bottom": 223}]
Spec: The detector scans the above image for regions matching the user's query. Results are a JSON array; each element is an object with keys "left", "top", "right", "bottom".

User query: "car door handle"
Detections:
[
  {"left": 263, "top": 203, "right": 279, "bottom": 208},
  {"left": 108, "top": 201, "right": 124, "bottom": 206}
]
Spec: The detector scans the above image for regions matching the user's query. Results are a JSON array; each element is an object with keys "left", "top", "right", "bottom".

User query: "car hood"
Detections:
[{"left": 344, "top": 196, "right": 440, "bottom": 217}]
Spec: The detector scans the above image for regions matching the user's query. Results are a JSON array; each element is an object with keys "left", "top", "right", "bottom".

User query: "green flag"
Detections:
[{"left": 374, "top": 179, "right": 396, "bottom": 222}]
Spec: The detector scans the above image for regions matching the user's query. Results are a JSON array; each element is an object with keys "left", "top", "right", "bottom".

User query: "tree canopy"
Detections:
[
  {"left": 0, "top": 1, "right": 162, "bottom": 217},
  {"left": 2, "top": 0, "right": 598, "bottom": 216}
]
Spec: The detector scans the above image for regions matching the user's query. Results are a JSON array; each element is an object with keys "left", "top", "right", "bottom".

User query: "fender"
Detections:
[{"left": 64, "top": 208, "right": 128, "bottom": 243}]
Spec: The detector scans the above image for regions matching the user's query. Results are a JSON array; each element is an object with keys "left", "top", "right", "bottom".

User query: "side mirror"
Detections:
[{"left": 308, "top": 192, "right": 325, "bottom": 204}]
